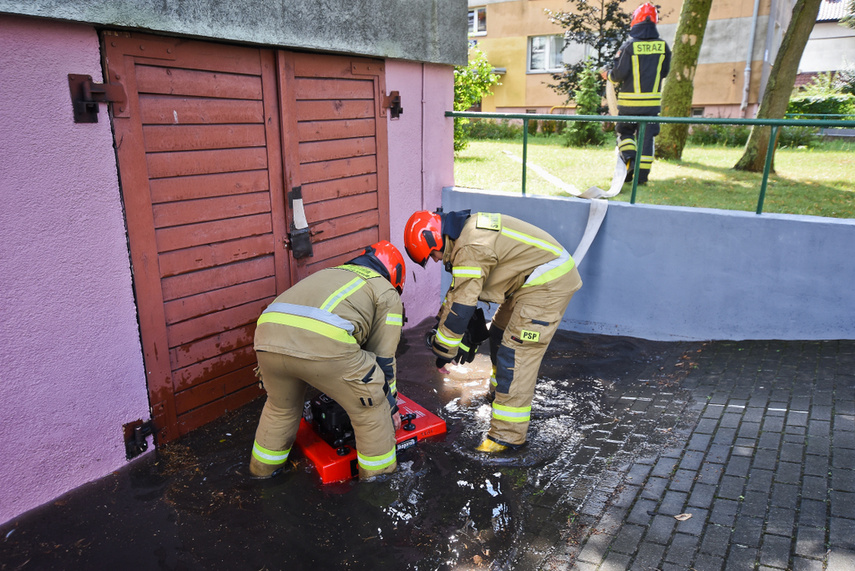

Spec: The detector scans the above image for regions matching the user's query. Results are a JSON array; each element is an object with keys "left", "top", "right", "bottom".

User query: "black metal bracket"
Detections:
[
  {"left": 384, "top": 91, "right": 403, "bottom": 120},
  {"left": 68, "top": 74, "right": 127, "bottom": 123},
  {"left": 123, "top": 419, "right": 155, "bottom": 459}
]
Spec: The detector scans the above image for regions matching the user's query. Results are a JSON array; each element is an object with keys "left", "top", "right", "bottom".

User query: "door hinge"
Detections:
[
  {"left": 123, "top": 419, "right": 156, "bottom": 459},
  {"left": 383, "top": 91, "right": 403, "bottom": 120},
  {"left": 68, "top": 74, "right": 127, "bottom": 123}
]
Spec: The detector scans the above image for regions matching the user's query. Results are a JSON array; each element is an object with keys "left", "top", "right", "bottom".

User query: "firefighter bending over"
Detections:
[
  {"left": 248, "top": 241, "right": 406, "bottom": 480},
  {"left": 608, "top": 2, "right": 671, "bottom": 185},
  {"left": 404, "top": 210, "right": 582, "bottom": 453}
]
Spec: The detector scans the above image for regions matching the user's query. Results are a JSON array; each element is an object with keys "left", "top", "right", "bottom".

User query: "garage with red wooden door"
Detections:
[{"left": 105, "top": 31, "right": 392, "bottom": 443}]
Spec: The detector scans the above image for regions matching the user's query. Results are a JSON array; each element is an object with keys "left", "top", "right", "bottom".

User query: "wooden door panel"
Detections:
[
  {"left": 106, "top": 33, "right": 287, "bottom": 441},
  {"left": 140, "top": 97, "right": 264, "bottom": 124},
  {"left": 304, "top": 174, "right": 378, "bottom": 202},
  {"left": 157, "top": 236, "right": 274, "bottom": 278},
  {"left": 107, "top": 32, "right": 390, "bottom": 442},
  {"left": 299, "top": 138, "right": 377, "bottom": 164},
  {"left": 154, "top": 214, "right": 272, "bottom": 253},
  {"left": 161, "top": 257, "right": 275, "bottom": 301},
  {"left": 166, "top": 299, "right": 269, "bottom": 348},
  {"left": 152, "top": 192, "right": 271, "bottom": 228},
  {"left": 143, "top": 124, "right": 267, "bottom": 152},
  {"left": 294, "top": 78, "right": 375, "bottom": 99},
  {"left": 297, "top": 119, "right": 376, "bottom": 143},
  {"left": 169, "top": 325, "right": 255, "bottom": 371},
  {"left": 134, "top": 65, "right": 263, "bottom": 98},
  {"left": 163, "top": 277, "right": 276, "bottom": 325},
  {"left": 174, "top": 360, "right": 258, "bottom": 414},
  {"left": 146, "top": 147, "right": 269, "bottom": 178},
  {"left": 284, "top": 51, "right": 390, "bottom": 279},
  {"left": 296, "top": 100, "right": 375, "bottom": 121}
]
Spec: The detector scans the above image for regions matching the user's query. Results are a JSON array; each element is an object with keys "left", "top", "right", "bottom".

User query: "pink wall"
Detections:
[
  {"left": 385, "top": 61, "right": 455, "bottom": 328},
  {"left": 0, "top": 15, "right": 150, "bottom": 524}
]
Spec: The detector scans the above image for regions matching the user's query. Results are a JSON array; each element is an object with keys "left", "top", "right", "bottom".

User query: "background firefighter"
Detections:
[
  {"left": 248, "top": 241, "right": 406, "bottom": 480},
  {"left": 608, "top": 2, "right": 671, "bottom": 185},
  {"left": 404, "top": 210, "right": 582, "bottom": 453}
]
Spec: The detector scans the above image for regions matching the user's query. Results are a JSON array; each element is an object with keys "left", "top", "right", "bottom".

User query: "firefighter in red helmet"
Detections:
[
  {"left": 608, "top": 2, "right": 671, "bottom": 185},
  {"left": 404, "top": 210, "right": 582, "bottom": 453},
  {"left": 248, "top": 240, "right": 406, "bottom": 480}
]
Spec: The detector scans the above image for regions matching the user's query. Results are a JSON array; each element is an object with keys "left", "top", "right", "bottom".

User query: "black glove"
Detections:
[{"left": 453, "top": 332, "right": 478, "bottom": 364}]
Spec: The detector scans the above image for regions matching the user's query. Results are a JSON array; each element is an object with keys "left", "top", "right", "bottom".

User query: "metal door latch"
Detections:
[
  {"left": 68, "top": 74, "right": 127, "bottom": 123},
  {"left": 287, "top": 186, "right": 314, "bottom": 259}
]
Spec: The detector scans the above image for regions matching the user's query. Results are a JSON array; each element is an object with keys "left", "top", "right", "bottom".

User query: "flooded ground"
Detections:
[{"left": 0, "top": 319, "right": 701, "bottom": 570}]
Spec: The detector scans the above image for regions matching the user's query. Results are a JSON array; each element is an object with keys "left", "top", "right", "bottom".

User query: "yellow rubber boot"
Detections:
[{"left": 475, "top": 438, "right": 508, "bottom": 453}]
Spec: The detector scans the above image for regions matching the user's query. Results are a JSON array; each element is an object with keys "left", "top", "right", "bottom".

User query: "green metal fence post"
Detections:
[
  {"left": 756, "top": 125, "right": 779, "bottom": 215},
  {"left": 522, "top": 118, "right": 529, "bottom": 196}
]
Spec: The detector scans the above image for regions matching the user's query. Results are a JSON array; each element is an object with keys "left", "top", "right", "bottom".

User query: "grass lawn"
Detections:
[{"left": 453, "top": 138, "right": 855, "bottom": 219}]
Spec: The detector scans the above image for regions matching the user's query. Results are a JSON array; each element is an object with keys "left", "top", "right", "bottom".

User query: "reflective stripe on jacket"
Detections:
[
  {"left": 254, "top": 265, "right": 403, "bottom": 366},
  {"left": 609, "top": 22, "right": 671, "bottom": 111},
  {"left": 433, "top": 213, "right": 575, "bottom": 358}
]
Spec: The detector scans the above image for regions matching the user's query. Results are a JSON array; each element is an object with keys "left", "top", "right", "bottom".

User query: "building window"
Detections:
[
  {"left": 528, "top": 35, "right": 564, "bottom": 73},
  {"left": 469, "top": 7, "right": 486, "bottom": 36}
]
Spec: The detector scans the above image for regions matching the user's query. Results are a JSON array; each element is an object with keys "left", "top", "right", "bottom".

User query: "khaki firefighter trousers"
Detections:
[
  {"left": 487, "top": 265, "right": 582, "bottom": 447},
  {"left": 251, "top": 349, "right": 397, "bottom": 480}
]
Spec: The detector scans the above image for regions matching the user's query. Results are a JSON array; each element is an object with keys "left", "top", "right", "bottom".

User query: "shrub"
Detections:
[
  {"left": 527, "top": 119, "right": 539, "bottom": 136},
  {"left": 465, "top": 118, "right": 523, "bottom": 140},
  {"left": 454, "top": 47, "right": 500, "bottom": 152},
  {"left": 788, "top": 94, "right": 855, "bottom": 118},
  {"left": 687, "top": 124, "right": 751, "bottom": 147},
  {"left": 541, "top": 120, "right": 559, "bottom": 135},
  {"left": 777, "top": 125, "right": 820, "bottom": 148},
  {"left": 564, "top": 59, "right": 606, "bottom": 147}
]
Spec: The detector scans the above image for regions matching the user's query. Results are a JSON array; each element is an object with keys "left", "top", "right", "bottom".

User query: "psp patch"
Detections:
[
  {"left": 476, "top": 212, "right": 502, "bottom": 231},
  {"left": 520, "top": 329, "right": 540, "bottom": 343}
]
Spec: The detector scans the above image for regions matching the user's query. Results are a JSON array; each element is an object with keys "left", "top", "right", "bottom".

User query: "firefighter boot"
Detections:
[
  {"left": 475, "top": 437, "right": 508, "bottom": 454},
  {"left": 249, "top": 455, "right": 284, "bottom": 479}
]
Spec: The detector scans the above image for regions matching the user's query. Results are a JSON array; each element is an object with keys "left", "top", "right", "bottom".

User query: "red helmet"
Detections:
[
  {"left": 364, "top": 240, "right": 406, "bottom": 294},
  {"left": 404, "top": 211, "right": 443, "bottom": 268},
  {"left": 631, "top": 3, "right": 658, "bottom": 26}
]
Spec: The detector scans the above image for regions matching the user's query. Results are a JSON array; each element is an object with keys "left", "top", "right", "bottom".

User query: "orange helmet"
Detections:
[
  {"left": 404, "top": 211, "right": 443, "bottom": 268},
  {"left": 631, "top": 2, "right": 658, "bottom": 26},
  {"left": 363, "top": 240, "right": 406, "bottom": 294}
]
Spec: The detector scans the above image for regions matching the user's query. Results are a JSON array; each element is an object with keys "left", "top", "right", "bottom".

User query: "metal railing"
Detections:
[{"left": 446, "top": 111, "right": 855, "bottom": 214}]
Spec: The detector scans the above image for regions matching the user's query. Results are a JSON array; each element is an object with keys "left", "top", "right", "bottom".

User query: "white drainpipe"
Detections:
[{"left": 741, "top": 0, "right": 762, "bottom": 116}]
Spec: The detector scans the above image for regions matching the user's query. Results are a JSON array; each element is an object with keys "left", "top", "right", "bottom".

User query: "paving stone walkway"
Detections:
[{"left": 546, "top": 340, "right": 855, "bottom": 571}]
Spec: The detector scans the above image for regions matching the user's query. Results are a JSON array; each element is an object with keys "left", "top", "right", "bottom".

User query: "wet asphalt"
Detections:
[{"left": 1, "top": 318, "right": 854, "bottom": 570}]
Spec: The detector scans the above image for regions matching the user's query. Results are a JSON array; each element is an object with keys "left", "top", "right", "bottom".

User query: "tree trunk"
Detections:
[
  {"left": 734, "top": 0, "right": 823, "bottom": 171},
  {"left": 656, "top": 0, "right": 713, "bottom": 160}
]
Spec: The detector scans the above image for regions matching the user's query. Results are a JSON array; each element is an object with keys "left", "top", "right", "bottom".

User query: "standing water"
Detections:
[{"left": 0, "top": 319, "right": 699, "bottom": 570}]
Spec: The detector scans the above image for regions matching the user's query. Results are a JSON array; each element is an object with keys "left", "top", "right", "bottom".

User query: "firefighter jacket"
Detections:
[
  {"left": 431, "top": 211, "right": 576, "bottom": 361},
  {"left": 608, "top": 20, "right": 671, "bottom": 111},
  {"left": 254, "top": 262, "right": 404, "bottom": 409}
]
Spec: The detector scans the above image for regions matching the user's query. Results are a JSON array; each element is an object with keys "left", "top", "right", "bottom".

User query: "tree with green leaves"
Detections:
[
  {"left": 565, "top": 58, "right": 607, "bottom": 146},
  {"left": 547, "top": 0, "right": 631, "bottom": 101},
  {"left": 655, "top": 0, "right": 713, "bottom": 160},
  {"left": 734, "top": 0, "right": 823, "bottom": 172},
  {"left": 453, "top": 47, "right": 500, "bottom": 153}
]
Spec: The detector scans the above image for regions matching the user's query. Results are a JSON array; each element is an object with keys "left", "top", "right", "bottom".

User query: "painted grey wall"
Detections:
[
  {"left": 0, "top": 0, "right": 468, "bottom": 66},
  {"left": 443, "top": 188, "right": 855, "bottom": 341}
]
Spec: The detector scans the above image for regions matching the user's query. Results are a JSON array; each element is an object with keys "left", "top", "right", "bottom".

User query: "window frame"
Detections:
[
  {"left": 468, "top": 7, "right": 487, "bottom": 36},
  {"left": 527, "top": 34, "right": 565, "bottom": 74}
]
